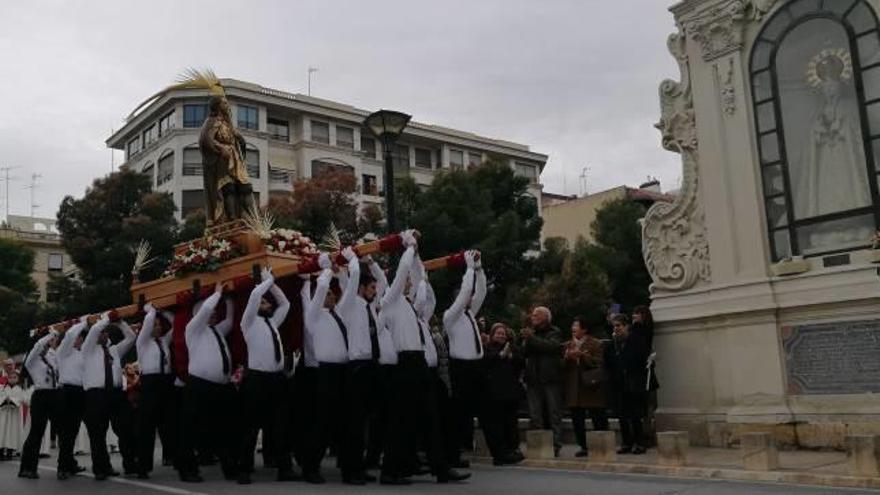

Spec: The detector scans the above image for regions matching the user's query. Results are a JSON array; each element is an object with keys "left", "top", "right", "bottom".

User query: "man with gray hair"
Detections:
[{"left": 520, "top": 306, "right": 565, "bottom": 456}]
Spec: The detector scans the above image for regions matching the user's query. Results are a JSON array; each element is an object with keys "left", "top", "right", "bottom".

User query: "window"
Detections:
[
  {"left": 127, "top": 137, "right": 141, "bottom": 159},
  {"left": 269, "top": 166, "right": 291, "bottom": 184},
  {"left": 362, "top": 174, "right": 379, "bottom": 196},
  {"left": 181, "top": 190, "right": 205, "bottom": 218},
  {"left": 750, "top": 0, "right": 880, "bottom": 260},
  {"left": 183, "top": 147, "right": 203, "bottom": 176},
  {"left": 449, "top": 149, "right": 464, "bottom": 170},
  {"left": 468, "top": 151, "right": 482, "bottom": 168},
  {"left": 361, "top": 135, "right": 377, "bottom": 159},
  {"left": 142, "top": 125, "right": 157, "bottom": 147},
  {"left": 142, "top": 162, "right": 155, "bottom": 184},
  {"left": 159, "top": 111, "right": 175, "bottom": 136},
  {"left": 237, "top": 105, "right": 258, "bottom": 130},
  {"left": 415, "top": 148, "right": 432, "bottom": 169},
  {"left": 311, "top": 120, "right": 330, "bottom": 144},
  {"left": 47, "top": 253, "right": 63, "bottom": 272},
  {"left": 392, "top": 144, "right": 410, "bottom": 177},
  {"left": 312, "top": 160, "right": 355, "bottom": 178},
  {"left": 336, "top": 126, "right": 354, "bottom": 149},
  {"left": 515, "top": 162, "right": 538, "bottom": 183},
  {"left": 246, "top": 146, "right": 260, "bottom": 178},
  {"left": 157, "top": 151, "right": 174, "bottom": 186},
  {"left": 183, "top": 104, "right": 208, "bottom": 128},
  {"left": 267, "top": 118, "right": 289, "bottom": 141}
]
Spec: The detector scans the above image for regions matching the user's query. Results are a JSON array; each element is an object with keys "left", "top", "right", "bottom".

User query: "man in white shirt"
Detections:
[
  {"left": 56, "top": 317, "right": 89, "bottom": 480},
  {"left": 81, "top": 313, "right": 137, "bottom": 480},
  {"left": 293, "top": 272, "right": 320, "bottom": 479},
  {"left": 301, "top": 251, "right": 352, "bottom": 484},
  {"left": 379, "top": 231, "right": 469, "bottom": 485},
  {"left": 134, "top": 303, "right": 175, "bottom": 479},
  {"left": 443, "top": 251, "right": 488, "bottom": 462},
  {"left": 364, "top": 256, "right": 397, "bottom": 470},
  {"left": 18, "top": 327, "right": 60, "bottom": 479},
  {"left": 177, "top": 283, "right": 235, "bottom": 483},
  {"left": 236, "top": 268, "right": 297, "bottom": 484}
]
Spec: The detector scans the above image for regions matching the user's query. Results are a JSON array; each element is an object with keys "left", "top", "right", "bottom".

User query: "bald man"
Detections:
[{"left": 520, "top": 306, "right": 565, "bottom": 456}]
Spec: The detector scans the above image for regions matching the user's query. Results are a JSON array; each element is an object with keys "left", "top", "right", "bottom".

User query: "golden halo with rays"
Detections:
[{"left": 806, "top": 48, "right": 853, "bottom": 87}]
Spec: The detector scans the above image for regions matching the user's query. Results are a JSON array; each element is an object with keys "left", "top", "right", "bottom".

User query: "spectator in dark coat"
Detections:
[
  {"left": 563, "top": 316, "right": 608, "bottom": 457},
  {"left": 482, "top": 323, "right": 524, "bottom": 466},
  {"left": 521, "top": 307, "right": 565, "bottom": 456},
  {"left": 605, "top": 314, "right": 650, "bottom": 454}
]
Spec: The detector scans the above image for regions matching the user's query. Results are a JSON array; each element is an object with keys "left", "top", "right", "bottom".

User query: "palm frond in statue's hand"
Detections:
[
  {"left": 242, "top": 207, "right": 276, "bottom": 239},
  {"left": 319, "top": 222, "right": 343, "bottom": 253},
  {"left": 131, "top": 240, "right": 154, "bottom": 276}
]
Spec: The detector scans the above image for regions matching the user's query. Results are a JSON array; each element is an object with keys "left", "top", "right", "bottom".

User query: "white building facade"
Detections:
[{"left": 106, "top": 79, "right": 547, "bottom": 221}]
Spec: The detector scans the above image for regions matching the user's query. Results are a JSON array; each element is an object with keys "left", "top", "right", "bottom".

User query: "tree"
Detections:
[
  {"left": 281, "top": 170, "right": 359, "bottom": 241},
  {"left": 55, "top": 169, "right": 178, "bottom": 312},
  {"left": 0, "top": 239, "right": 38, "bottom": 355},
  {"left": 589, "top": 198, "right": 651, "bottom": 311}
]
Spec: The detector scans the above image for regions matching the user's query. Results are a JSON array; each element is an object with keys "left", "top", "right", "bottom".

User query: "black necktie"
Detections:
[
  {"left": 366, "top": 301, "right": 379, "bottom": 361},
  {"left": 329, "top": 309, "right": 349, "bottom": 349},
  {"left": 41, "top": 354, "right": 57, "bottom": 388},
  {"left": 408, "top": 301, "right": 426, "bottom": 346},
  {"left": 155, "top": 337, "right": 167, "bottom": 374},
  {"left": 102, "top": 343, "right": 114, "bottom": 389},
  {"left": 263, "top": 317, "right": 282, "bottom": 363},
  {"left": 210, "top": 325, "right": 230, "bottom": 375},
  {"left": 465, "top": 310, "right": 483, "bottom": 355}
]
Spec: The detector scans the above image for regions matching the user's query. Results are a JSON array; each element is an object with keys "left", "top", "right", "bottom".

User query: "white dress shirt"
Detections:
[
  {"left": 137, "top": 307, "right": 174, "bottom": 376},
  {"left": 25, "top": 332, "right": 59, "bottom": 390},
  {"left": 304, "top": 269, "right": 350, "bottom": 364},
  {"left": 369, "top": 260, "right": 397, "bottom": 365},
  {"left": 57, "top": 320, "right": 87, "bottom": 386},
  {"left": 299, "top": 281, "right": 319, "bottom": 368},
  {"left": 241, "top": 275, "right": 290, "bottom": 373},
  {"left": 185, "top": 292, "right": 234, "bottom": 384},
  {"left": 336, "top": 256, "right": 379, "bottom": 362},
  {"left": 82, "top": 319, "right": 136, "bottom": 390},
  {"left": 443, "top": 267, "right": 487, "bottom": 360},
  {"left": 380, "top": 247, "right": 426, "bottom": 353},
  {"left": 413, "top": 278, "right": 438, "bottom": 368}
]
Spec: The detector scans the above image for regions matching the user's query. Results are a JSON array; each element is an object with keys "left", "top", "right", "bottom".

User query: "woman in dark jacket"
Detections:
[
  {"left": 563, "top": 316, "right": 608, "bottom": 458},
  {"left": 606, "top": 314, "right": 650, "bottom": 454},
  {"left": 483, "top": 323, "right": 525, "bottom": 466}
]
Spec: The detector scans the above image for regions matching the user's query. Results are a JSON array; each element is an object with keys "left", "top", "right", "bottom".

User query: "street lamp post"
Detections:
[{"left": 364, "top": 110, "right": 411, "bottom": 234}]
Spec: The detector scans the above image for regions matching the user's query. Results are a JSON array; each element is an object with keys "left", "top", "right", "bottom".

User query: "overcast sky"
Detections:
[{"left": 0, "top": 0, "right": 680, "bottom": 221}]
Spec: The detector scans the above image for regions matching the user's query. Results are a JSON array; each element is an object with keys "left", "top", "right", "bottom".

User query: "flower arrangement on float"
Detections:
[
  {"left": 163, "top": 237, "right": 242, "bottom": 278},
  {"left": 242, "top": 208, "right": 318, "bottom": 257}
]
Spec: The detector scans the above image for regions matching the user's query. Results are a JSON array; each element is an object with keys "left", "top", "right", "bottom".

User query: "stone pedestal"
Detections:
[
  {"left": 657, "top": 431, "right": 689, "bottom": 466},
  {"left": 526, "top": 430, "right": 554, "bottom": 459},
  {"left": 846, "top": 434, "right": 880, "bottom": 477},
  {"left": 741, "top": 432, "right": 779, "bottom": 471},
  {"left": 586, "top": 431, "right": 617, "bottom": 463},
  {"left": 473, "top": 429, "right": 491, "bottom": 458}
]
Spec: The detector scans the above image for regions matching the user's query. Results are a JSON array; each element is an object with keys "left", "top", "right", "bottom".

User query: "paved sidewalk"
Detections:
[{"left": 472, "top": 445, "right": 880, "bottom": 491}]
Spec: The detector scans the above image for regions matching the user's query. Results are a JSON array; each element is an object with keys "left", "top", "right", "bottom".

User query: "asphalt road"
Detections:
[{"left": 0, "top": 458, "right": 875, "bottom": 495}]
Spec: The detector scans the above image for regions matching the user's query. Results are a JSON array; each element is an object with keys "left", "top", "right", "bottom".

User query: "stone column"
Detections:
[
  {"left": 741, "top": 432, "right": 779, "bottom": 471},
  {"left": 586, "top": 431, "right": 617, "bottom": 463},
  {"left": 525, "top": 430, "right": 555, "bottom": 460},
  {"left": 657, "top": 431, "right": 690, "bottom": 466},
  {"left": 846, "top": 435, "right": 880, "bottom": 477}
]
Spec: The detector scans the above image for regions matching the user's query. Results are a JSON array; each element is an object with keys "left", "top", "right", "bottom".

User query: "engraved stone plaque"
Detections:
[{"left": 782, "top": 320, "right": 880, "bottom": 395}]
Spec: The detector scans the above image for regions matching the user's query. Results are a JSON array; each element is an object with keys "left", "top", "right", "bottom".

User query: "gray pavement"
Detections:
[{"left": 0, "top": 457, "right": 876, "bottom": 495}]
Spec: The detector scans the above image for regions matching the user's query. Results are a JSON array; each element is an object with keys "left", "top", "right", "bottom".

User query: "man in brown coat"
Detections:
[{"left": 563, "top": 316, "right": 609, "bottom": 457}]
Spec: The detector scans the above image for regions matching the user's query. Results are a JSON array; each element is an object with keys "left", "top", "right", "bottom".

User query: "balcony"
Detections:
[{"left": 269, "top": 168, "right": 293, "bottom": 192}]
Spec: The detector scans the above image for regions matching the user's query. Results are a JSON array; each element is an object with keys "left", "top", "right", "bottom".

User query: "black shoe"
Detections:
[
  {"left": 276, "top": 470, "right": 300, "bottom": 482},
  {"left": 617, "top": 446, "right": 632, "bottom": 454},
  {"left": 18, "top": 470, "right": 39, "bottom": 479},
  {"left": 179, "top": 472, "right": 204, "bottom": 483},
  {"left": 94, "top": 473, "right": 108, "bottom": 481},
  {"left": 492, "top": 458, "right": 507, "bottom": 466},
  {"left": 237, "top": 473, "right": 252, "bottom": 485},
  {"left": 343, "top": 475, "right": 367, "bottom": 485},
  {"left": 137, "top": 472, "right": 150, "bottom": 480},
  {"left": 72, "top": 465, "right": 87, "bottom": 474},
  {"left": 58, "top": 470, "right": 70, "bottom": 480},
  {"left": 437, "top": 469, "right": 471, "bottom": 483},
  {"left": 452, "top": 459, "right": 470, "bottom": 469},
  {"left": 631, "top": 445, "right": 647, "bottom": 455},
  {"left": 575, "top": 449, "right": 589, "bottom": 458},
  {"left": 124, "top": 469, "right": 139, "bottom": 477},
  {"left": 162, "top": 458, "right": 173, "bottom": 467},
  {"left": 304, "top": 472, "right": 326, "bottom": 484},
  {"left": 108, "top": 470, "right": 121, "bottom": 477},
  {"left": 554, "top": 447, "right": 561, "bottom": 458},
  {"left": 363, "top": 472, "right": 377, "bottom": 482},
  {"left": 380, "top": 475, "right": 412, "bottom": 485}
]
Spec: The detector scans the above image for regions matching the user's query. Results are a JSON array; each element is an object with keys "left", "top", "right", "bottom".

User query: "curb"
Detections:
[{"left": 471, "top": 457, "right": 880, "bottom": 490}]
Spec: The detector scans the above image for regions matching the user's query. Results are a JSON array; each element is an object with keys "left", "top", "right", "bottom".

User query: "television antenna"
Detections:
[
  {"left": 24, "top": 173, "right": 42, "bottom": 217},
  {"left": 0, "top": 165, "right": 21, "bottom": 221}
]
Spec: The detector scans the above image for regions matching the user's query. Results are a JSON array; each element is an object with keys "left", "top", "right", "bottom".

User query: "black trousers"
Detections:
[
  {"left": 382, "top": 352, "right": 449, "bottom": 478},
  {"left": 237, "top": 369, "right": 292, "bottom": 474},
  {"left": 484, "top": 399, "right": 521, "bottom": 459},
  {"left": 293, "top": 366, "right": 317, "bottom": 473},
  {"left": 136, "top": 374, "right": 175, "bottom": 473},
  {"left": 19, "top": 389, "right": 59, "bottom": 473},
  {"left": 449, "top": 358, "right": 487, "bottom": 453},
  {"left": 430, "top": 369, "right": 460, "bottom": 465},
  {"left": 617, "top": 389, "right": 647, "bottom": 448},
  {"left": 84, "top": 388, "right": 137, "bottom": 475},
  {"left": 306, "top": 363, "right": 346, "bottom": 475},
  {"left": 177, "top": 376, "right": 237, "bottom": 477},
  {"left": 58, "top": 385, "right": 85, "bottom": 472},
  {"left": 341, "top": 360, "right": 374, "bottom": 477},
  {"left": 365, "top": 364, "right": 395, "bottom": 468},
  {"left": 570, "top": 407, "right": 609, "bottom": 450}
]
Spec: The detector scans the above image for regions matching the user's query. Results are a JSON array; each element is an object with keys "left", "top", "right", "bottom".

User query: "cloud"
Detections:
[{"left": 0, "top": 0, "right": 682, "bottom": 219}]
